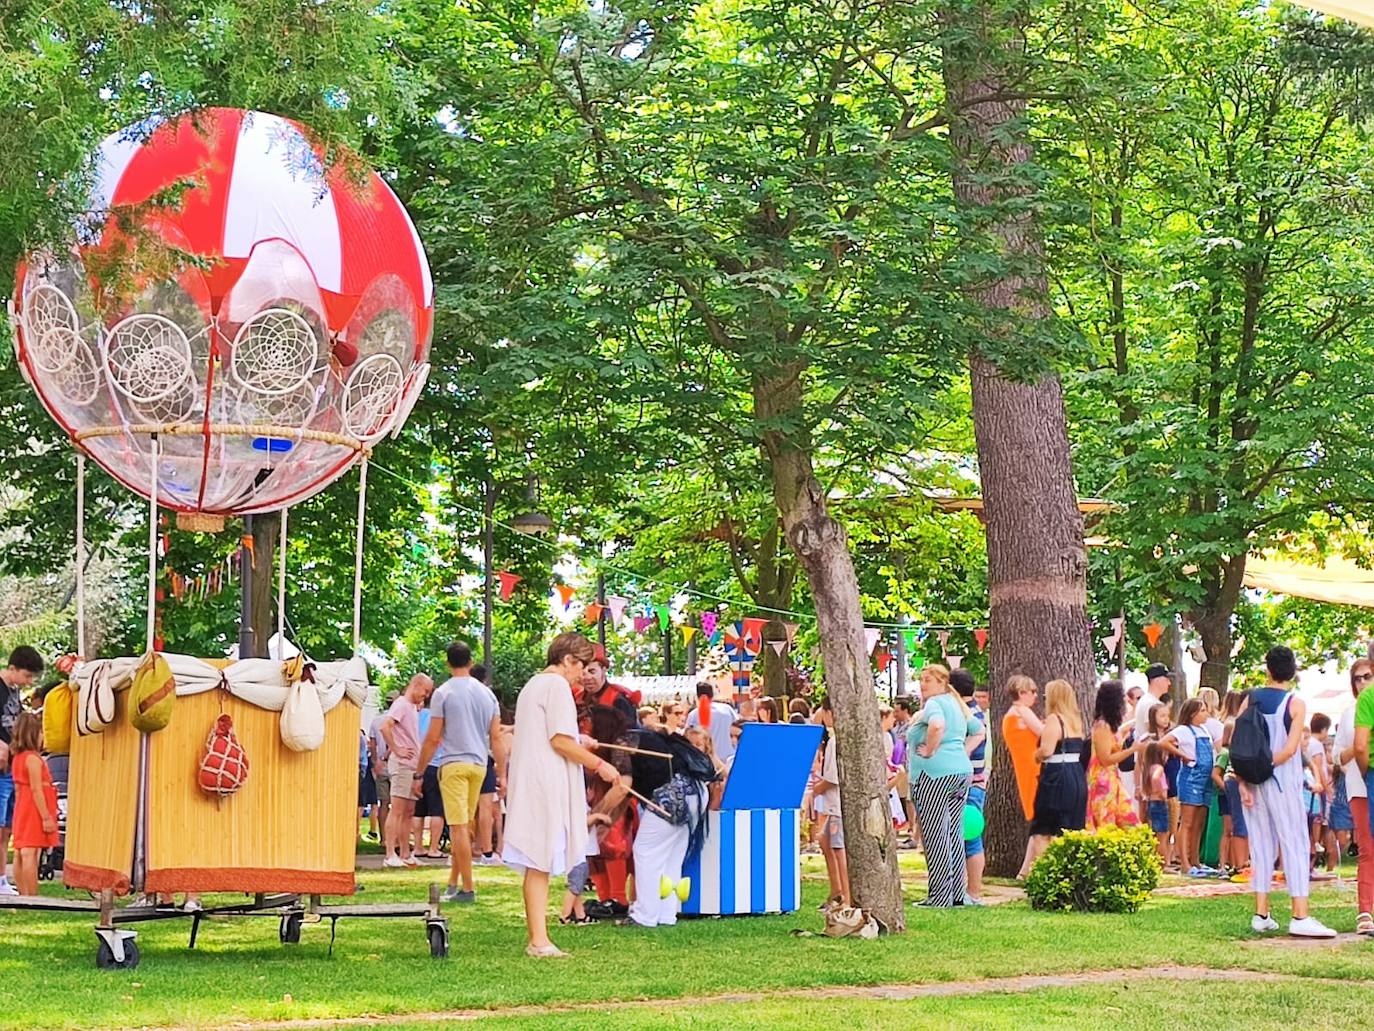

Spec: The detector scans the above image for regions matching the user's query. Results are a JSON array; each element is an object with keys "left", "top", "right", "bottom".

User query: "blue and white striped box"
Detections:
[{"left": 682, "top": 807, "right": 801, "bottom": 915}]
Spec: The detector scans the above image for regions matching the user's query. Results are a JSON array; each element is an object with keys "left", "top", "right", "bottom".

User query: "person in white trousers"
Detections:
[{"left": 628, "top": 783, "right": 705, "bottom": 928}]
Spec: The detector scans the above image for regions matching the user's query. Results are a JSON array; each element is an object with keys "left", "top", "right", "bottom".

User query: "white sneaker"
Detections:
[
  {"left": 0, "top": 879, "right": 17, "bottom": 897},
  {"left": 1289, "top": 916, "right": 1337, "bottom": 939},
  {"left": 383, "top": 855, "right": 404, "bottom": 869},
  {"left": 182, "top": 898, "right": 203, "bottom": 913},
  {"left": 1251, "top": 913, "right": 1280, "bottom": 933}
]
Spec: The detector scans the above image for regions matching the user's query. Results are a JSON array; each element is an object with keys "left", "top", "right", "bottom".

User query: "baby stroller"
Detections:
[{"left": 37, "top": 754, "right": 68, "bottom": 881}]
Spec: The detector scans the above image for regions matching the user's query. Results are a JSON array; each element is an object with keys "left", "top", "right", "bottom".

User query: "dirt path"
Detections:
[{"left": 214, "top": 964, "right": 1342, "bottom": 1030}]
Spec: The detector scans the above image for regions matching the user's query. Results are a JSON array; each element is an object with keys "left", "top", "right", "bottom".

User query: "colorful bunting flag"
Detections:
[
  {"left": 682, "top": 626, "right": 698, "bottom": 646},
  {"left": 937, "top": 629, "right": 951, "bottom": 654},
  {"left": 910, "top": 653, "right": 927, "bottom": 672},
  {"left": 1101, "top": 633, "right": 1120, "bottom": 655},
  {"left": 1110, "top": 616, "right": 1125, "bottom": 636},
  {"left": 875, "top": 650, "right": 893, "bottom": 673},
  {"left": 863, "top": 628, "right": 881, "bottom": 655},
  {"left": 974, "top": 628, "right": 989, "bottom": 653},
  {"left": 497, "top": 571, "right": 522, "bottom": 601},
  {"left": 555, "top": 584, "right": 576, "bottom": 609},
  {"left": 656, "top": 604, "right": 672, "bottom": 633},
  {"left": 584, "top": 602, "right": 605, "bottom": 625},
  {"left": 902, "top": 628, "right": 918, "bottom": 652},
  {"left": 701, "top": 611, "right": 719, "bottom": 638},
  {"left": 768, "top": 639, "right": 787, "bottom": 657},
  {"left": 633, "top": 615, "right": 654, "bottom": 634},
  {"left": 742, "top": 616, "right": 767, "bottom": 640},
  {"left": 784, "top": 622, "right": 800, "bottom": 645},
  {"left": 607, "top": 596, "right": 629, "bottom": 625},
  {"left": 1142, "top": 622, "right": 1165, "bottom": 648},
  {"left": 946, "top": 654, "right": 964, "bottom": 670}
]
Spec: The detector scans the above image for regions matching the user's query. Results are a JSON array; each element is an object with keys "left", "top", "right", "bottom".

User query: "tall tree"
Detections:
[{"left": 941, "top": 2, "right": 1097, "bottom": 877}]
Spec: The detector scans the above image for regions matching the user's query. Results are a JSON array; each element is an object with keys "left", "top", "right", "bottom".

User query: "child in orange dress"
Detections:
[{"left": 10, "top": 712, "right": 58, "bottom": 896}]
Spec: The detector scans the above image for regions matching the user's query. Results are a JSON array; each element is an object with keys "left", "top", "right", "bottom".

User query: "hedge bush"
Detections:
[{"left": 1024, "top": 826, "right": 1161, "bottom": 914}]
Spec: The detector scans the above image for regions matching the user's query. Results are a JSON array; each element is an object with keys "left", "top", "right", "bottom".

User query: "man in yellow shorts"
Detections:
[{"left": 415, "top": 642, "right": 504, "bottom": 903}]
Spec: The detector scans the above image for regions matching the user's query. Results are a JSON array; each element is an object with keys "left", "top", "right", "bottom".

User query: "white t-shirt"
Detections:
[
  {"left": 1134, "top": 694, "right": 1165, "bottom": 743},
  {"left": 1336, "top": 707, "right": 1368, "bottom": 800},
  {"left": 821, "top": 736, "right": 841, "bottom": 817},
  {"left": 1203, "top": 717, "right": 1225, "bottom": 749},
  {"left": 1165, "top": 723, "right": 1213, "bottom": 766}
]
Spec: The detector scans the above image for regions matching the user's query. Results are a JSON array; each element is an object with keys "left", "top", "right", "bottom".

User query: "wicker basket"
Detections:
[{"left": 176, "top": 511, "right": 226, "bottom": 533}]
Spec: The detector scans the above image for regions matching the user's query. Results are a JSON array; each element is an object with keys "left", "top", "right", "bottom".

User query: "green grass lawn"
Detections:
[{"left": 0, "top": 854, "right": 1370, "bottom": 1029}]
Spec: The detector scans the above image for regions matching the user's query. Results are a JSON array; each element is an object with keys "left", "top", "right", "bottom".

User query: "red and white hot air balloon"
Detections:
[{"left": 10, "top": 107, "right": 433, "bottom": 520}]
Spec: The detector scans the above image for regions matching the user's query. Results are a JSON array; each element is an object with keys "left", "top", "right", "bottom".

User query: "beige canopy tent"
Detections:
[
  {"left": 1244, "top": 556, "right": 1374, "bottom": 608},
  {"left": 1306, "top": 1, "right": 1374, "bottom": 26}
]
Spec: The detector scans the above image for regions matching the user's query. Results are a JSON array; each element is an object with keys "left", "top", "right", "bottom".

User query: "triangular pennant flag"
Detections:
[
  {"left": 1142, "top": 622, "right": 1165, "bottom": 648},
  {"left": 656, "top": 604, "right": 672, "bottom": 633},
  {"left": 607, "top": 596, "right": 629, "bottom": 625},
  {"left": 1110, "top": 616, "right": 1125, "bottom": 636},
  {"left": 682, "top": 625, "right": 698, "bottom": 646},
  {"left": 633, "top": 615, "right": 654, "bottom": 634},
  {"left": 973, "top": 628, "right": 989, "bottom": 653},
  {"left": 784, "top": 622, "right": 800, "bottom": 645},
  {"left": 768, "top": 639, "right": 787, "bottom": 656},
  {"left": 555, "top": 584, "right": 576, "bottom": 609},
  {"left": 497, "top": 571, "right": 522, "bottom": 602},
  {"left": 742, "top": 617, "right": 767, "bottom": 639},
  {"left": 701, "top": 611, "right": 719, "bottom": 638},
  {"left": 902, "top": 628, "right": 918, "bottom": 652},
  {"left": 584, "top": 602, "right": 605, "bottom": 625},
  {"left": 875, "top": 649, "right": 893, "bottom": 673},
  {"left": 910, "top": 652, "right": 926, "bottom": 672},
  {"left": 937, "top": 629, "right": 951, "bottom": 654},
  {"left": 863, "top": 628, "right": 881, "bottom": 655},
  {"left": 946, "top": 654, "right": 964, "bottom": 670},
  {"left": 1102, "top": 633, "right": 1121, "bottom": 655},
  {"left": 708, "top": 628, "right": 722, "bottom": 647}
]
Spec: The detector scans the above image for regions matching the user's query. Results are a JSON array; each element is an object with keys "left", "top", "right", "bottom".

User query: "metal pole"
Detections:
[
  {"left": 75, "top": 451, "right": 85, "bottom": 656},
  {"left": 687, "top": 623, "right": 698, "bottom": 675},
  {"left": 145, "top": 435, "right": 159, "bottom": 653},
  {"left": 596, "top": 572, "right": 607, "bottom": 650},
  {"left": 895, "top": 625, "right": 907, "bottom": 698},
  {"left": 352, "top": 458, "right": 368, "bottom": 652},
  {"left": 277, "top": 506, "right": 288, "bottom": 654},
  {"left": 239, "top": 514, "right": 255, "bottom": 659},
  {"left": 482, "top": 473, "right": 495, "bottom": 680},
  {"left": 663, "top": 622, "right": 673, "bottom": 675}
]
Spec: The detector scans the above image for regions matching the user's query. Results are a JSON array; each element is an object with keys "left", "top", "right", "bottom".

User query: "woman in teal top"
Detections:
[{"left": 907, "top": 666, "right": 977, "bottom": 906}]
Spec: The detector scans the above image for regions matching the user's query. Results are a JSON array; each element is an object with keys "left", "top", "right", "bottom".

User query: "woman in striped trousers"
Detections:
[{"left": 907, "top": 666, "right": 977, "bottom": 907}]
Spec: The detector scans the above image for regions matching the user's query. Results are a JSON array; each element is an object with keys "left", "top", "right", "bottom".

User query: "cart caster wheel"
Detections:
[
  {"left": 96, "top": 937, "right": 140, "bottom": 970},
  {"left": 279, "top": 913, "right": 303, "bottom": 945},
  {"left": 427, "top": 921, "right": 449, "bottom": 958}
]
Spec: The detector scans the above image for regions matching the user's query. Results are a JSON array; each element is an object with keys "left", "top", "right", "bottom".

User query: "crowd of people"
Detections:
[{"left": 5, "top": 632, "right": 1374, "bottom": 949}]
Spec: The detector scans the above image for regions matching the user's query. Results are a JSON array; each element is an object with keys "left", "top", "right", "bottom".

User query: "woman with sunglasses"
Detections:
[{"left": 1338, "top": 659, "right": 1374, "bottom": 933}]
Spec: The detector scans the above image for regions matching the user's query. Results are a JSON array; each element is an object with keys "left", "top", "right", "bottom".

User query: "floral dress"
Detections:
[{"left": 1086, "top": 721, "right": 1139, "bottom": 831}]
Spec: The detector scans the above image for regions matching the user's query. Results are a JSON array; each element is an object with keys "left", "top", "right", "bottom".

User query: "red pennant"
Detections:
[
  {"left": 555, "top": 584, "right": 576, "bottom": 609},
  {"left": 584, "top": 602, "right": 605, "bottom": 625},
  {"left": 876, "top": 649, "right": 893, "bottom": 673},
  {"left": 974, "top": 628, "right": 989, "bottom": 652},
  {"left": 1142, "top": 622, "right": 1164, "bottom": 648},
  {"left": 497, "top": 571, "right": 522, "bottom": 602},
  {"left": 742, "top": 617, "right": 767, "bottom": 639}
]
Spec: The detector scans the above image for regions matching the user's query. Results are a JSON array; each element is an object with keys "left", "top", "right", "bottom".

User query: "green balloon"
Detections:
[{"left": 961, "top": 803, "right": 985, "bottom": 842}]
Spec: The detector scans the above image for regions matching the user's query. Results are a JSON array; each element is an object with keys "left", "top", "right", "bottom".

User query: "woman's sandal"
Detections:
[
  {"left": 1357, "top": 913, "right": 1374, "bottom": 935},
  {"left": 558, "top": 914, "right": 595, "bottom": 925},
  {"left": 525, "top": 943, "right": 570, "bottom": 959}
]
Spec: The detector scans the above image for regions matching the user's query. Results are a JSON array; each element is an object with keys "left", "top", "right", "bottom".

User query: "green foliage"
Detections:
[{"left": 1025, "top": 827, "right": 1162, "bottom": 914}]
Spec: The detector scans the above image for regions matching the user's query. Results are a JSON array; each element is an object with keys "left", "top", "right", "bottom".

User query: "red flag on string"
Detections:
[
  {"left": 584, "top": 602, "right": 605, "bottom": 625},
  {"left": 497, "top": 571, "right": 522, "bottom": 602},
  {"left": 1143, "top": 622, "right": 1165, "bottom": 648},
  {"left": 876, "top": 650, "right": 893, "bottom": 673},
  {"left": 974, "top": 628, "right": 989, "bottom": 652},
  {"left": 555, "top": 584, "right": 576, "bottom": 609}
]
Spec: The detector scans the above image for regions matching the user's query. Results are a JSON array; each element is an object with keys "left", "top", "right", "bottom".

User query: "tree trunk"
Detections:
[
  {"left": 944, "top": 3, "right": 1097, "bottom": 878},
  {"left": 247, "top": 510, "right": 279, "bottom": 659},
  {"left": 1187, "top": 556, "right": 1245, "bottom": 693},
  {"left": 755, "top": 365, "right": 904, "bottom": 932}
]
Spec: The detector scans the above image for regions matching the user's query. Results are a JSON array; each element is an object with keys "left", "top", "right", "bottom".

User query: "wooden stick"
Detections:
[
  {"left": 591, "top": 741, "right": 673, "bottom": 760},
  {"left": 625, "top": 785, "right": 674, "bottom": 821}
]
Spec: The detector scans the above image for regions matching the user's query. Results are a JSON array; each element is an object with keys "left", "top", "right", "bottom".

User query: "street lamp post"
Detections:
[{"left": 483, "top": 473, "right": 552, "bottom": 685}]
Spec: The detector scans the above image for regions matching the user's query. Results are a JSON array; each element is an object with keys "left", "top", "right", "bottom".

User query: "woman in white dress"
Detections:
[{"left": 502, "top": 632, "right": 620, "bottom": 957}]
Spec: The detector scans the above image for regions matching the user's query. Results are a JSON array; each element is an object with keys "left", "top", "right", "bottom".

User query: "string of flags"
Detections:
[{"left": 492, "top": 568, "right": 990, "bottom": 673}]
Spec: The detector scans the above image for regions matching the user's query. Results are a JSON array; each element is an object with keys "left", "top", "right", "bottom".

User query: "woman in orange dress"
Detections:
[{"left": 1001, "top": 675, "right": 1043, "bottom": 879}]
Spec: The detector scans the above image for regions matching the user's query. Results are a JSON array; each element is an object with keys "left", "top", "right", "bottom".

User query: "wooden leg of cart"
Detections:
[{"left": 425, "top": 882, "right": 449, "bottom": 958}]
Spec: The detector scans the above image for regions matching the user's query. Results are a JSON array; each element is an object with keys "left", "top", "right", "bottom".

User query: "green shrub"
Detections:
[{"left": 1024, "top": 826, "right": 1161, "bottom": 914}]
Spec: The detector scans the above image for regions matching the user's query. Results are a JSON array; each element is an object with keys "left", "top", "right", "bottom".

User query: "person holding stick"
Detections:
[{"left": 502, "top": 633, "right": 621, "bottom": 958}]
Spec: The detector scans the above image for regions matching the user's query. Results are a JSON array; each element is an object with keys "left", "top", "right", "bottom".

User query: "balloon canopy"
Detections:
[{"left": 10, "top": 108, "right": 433, "bottom": 518}]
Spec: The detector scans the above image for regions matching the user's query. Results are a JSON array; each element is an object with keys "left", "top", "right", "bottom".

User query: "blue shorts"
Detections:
[
  {"left": 1331, "top": 776, "right": 1354, "bottom": 832},
  {"left": 1178, "top": 764, "right": 1209, "bottom": 807},
  {"left": 1147, "top": 800, "right": 1170, "bottom": 833},
  {"left": 963, "top": 785, "right": 985, "bottom": 859},
  {"left": 1224, "top": 778, "right": 1247, "bottom": 839},
  {"left": 0, "top": 774, "right": 12, "bottom": 828}
]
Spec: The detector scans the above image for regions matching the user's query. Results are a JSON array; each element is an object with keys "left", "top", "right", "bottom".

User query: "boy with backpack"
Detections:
[{"left": 1233, "top": 646, "right": 1335, "bottom": 938}]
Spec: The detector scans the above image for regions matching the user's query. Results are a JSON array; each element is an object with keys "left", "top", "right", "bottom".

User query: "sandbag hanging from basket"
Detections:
[
  {"left": 199, "top": 714, "right": 249, "bottom": 796},
  {"left": 76, "top": 661, "right": 115, "bottom": 736},
  {"left": 130, "top": 652, "right": 176, "bottom": 733},
  {"left": 42, "top": 682, "right": 74, "bottom": 754},
  {"left": 280, "top": 668, "right": 325, "bottom": 752}
]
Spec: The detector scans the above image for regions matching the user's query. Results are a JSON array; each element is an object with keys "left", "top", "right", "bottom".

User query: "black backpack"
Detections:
[{"left": 1230, "top": 697, "right": 1275, "bottom": 785}]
